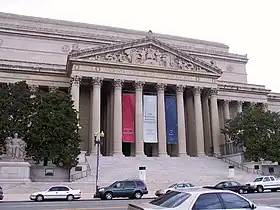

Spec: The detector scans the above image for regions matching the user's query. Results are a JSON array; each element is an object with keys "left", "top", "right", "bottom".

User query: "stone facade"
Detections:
[{"left": 0, "top": 12, "right": 279, "bottom": 157}]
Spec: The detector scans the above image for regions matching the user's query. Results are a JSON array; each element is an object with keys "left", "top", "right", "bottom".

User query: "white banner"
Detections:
[{"left": 143, "top": 95, "right": 158, "bottom": 143}]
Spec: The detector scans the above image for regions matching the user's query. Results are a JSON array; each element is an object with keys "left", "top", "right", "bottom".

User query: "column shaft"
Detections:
[
  {"left": 237, "top": 101, "right": 243, "bottom": 113},
  {"left": 193, "top": 86, "right": 205, "bottom": 156},
  {"left": 70, "top": 75, "right": 81, "bottom": 116},
  {"left": 202, "top": 92, "right": 212, "bottom": 156},
  {"left": 210, "top": 88, "right": 221, "bottom": 155},
  {"left": 91, "top": 77, "right": 103, "bottom": 154},
  {"left": 176, "top": 85, "right": 187, "bottom": 156},
  {"left": 135, "top": 81, "right": 145, "bottom": 156},
  {"left": 157, "top": 83, "right": 168, "bottom": 156},
  {"left": 113, "top": 79, "right": 124, "bottom": 156},
  {"left": 224, "top": 100, "right": 230, "bottom": 120}
]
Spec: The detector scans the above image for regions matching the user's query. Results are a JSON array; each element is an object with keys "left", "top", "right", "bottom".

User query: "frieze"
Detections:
[
  {"left": 90, "top": 66, "right": 198, "bottom": 82},
  {"left": 88, "top": 45, "right": 204, "bottom": 72}
]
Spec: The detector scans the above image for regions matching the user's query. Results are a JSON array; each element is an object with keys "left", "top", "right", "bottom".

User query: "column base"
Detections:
[
  {"left": 197, "top": 152, "right": 206, "bottom": 157},
  {"left": 158, "top": 153, "right": 170, "bottom": 157},
  {"left": 113, "top": 153, "right": 125, "bottom": 157},
  {"left": 178, "top": 153, "right": 189, "bottom": 157}
]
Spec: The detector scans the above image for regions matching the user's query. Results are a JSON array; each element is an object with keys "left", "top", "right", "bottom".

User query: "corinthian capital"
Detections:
[
  {"left": 134, "top": 81, "right": 145, "bottom": 91},
  {"left": 192, "top": 86, "right": 202, "bottom": 95},
  {"left": 29, "top": 84, "right": 39, "bottom": 93},
  {"left": 113, "top": 79, "right": 124, "bottom": 88},
  {"left": 176, "top": 85, "right": 185, "bottom": 93},
  {"left": 49, "top": 86, "right": 58, "bottom": 92},
  {"left": 209, "top": 88, "right": 218, "bottom": 96},
  {"left": 92, "top": 77, "right": 103, "bottom": 86},
  {"left": 70, "top": 75, "right": 82, "bottom": 85},
  {"left": 156, "top": 83, "right": 166, "bottom": 92},
  {"left": 224, "top": 100, "right": 230, "bottom": 106}
]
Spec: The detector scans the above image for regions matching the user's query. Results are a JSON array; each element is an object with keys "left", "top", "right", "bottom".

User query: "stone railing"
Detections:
[{"left": 70, "top": 167, "right": 91, "bottom": 181}]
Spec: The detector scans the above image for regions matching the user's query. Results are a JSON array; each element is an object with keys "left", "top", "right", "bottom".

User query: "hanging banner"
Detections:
[
  {"left": 143, "top": 95, "right": 158, "bottom": 143},
  {"left": 122, "top": 93, "right": 135, "bottom": 143},
  {"left": 165, "top": 96, "right": 178, "bottom": 144}
]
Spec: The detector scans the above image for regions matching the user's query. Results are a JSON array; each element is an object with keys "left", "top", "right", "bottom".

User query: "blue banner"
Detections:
[{"left": 165, "top": 96, "right": 178, "bottom": 144}]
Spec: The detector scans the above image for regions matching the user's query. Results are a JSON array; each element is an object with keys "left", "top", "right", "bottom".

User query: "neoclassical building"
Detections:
[{"left": 1, "top": 12, "right": 280, "bottom": 159}]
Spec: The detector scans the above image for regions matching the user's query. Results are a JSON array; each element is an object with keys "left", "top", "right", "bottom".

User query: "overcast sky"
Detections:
[{"left": 1, "top": 0, "right": 279, "bottom": 92}]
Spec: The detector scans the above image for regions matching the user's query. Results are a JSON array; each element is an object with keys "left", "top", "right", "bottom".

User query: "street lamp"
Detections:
[{"left": 94, "top": 131, "right": 104, "bottom": 194}]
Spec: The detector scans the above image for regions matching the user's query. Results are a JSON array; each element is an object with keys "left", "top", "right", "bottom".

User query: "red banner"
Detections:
[{"left": 122, "top": 93, "right": 135, "bottom": 143}]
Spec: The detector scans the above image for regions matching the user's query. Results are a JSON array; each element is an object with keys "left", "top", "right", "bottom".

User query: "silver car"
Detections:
[
  {"left": 155, "top": 183, "right": 194, "bottom": 196},
  {"left": 129, "top": 188, "right": 278, "bottom": 210}
]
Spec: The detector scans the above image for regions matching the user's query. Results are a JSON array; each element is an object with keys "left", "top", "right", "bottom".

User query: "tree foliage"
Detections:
[
  {"left": 222, "top": 104, "right": 280, "bottom": 162},
  {"left": 28, "top": 89, "right": 81, "bottom": 169}
]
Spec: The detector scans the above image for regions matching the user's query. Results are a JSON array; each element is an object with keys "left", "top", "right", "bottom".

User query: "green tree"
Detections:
[
  {"left": 222, "top": 104, "right": 280, "bottom": 162},
  {"left": 28, "top": 89, "right": 80, "bottom": 169},
  {"left": 0, "top": 81, "right": 34, "bottom": 154}
]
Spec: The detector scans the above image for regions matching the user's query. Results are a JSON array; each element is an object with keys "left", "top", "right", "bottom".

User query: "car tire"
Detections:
[
  {"left": 238, "top": 188, "right": 244, "bottom": 194},
  {"left": 105, "top": 192, "right": 113, "bottom": 200},
  {"left": 134, "top": 191, "right": 143, "bottom": 199},
  {"left": 67, "top": 194, "right": 74, "bottom": 201},
  {"left": 257, "top": 185, "right": 264, "bottom": 193},
  {"left": 271, "top": 189, "right": 277, "bottom": 192},
  {"left": 36, "top": 195, "right": 44, "bottom": 202}
]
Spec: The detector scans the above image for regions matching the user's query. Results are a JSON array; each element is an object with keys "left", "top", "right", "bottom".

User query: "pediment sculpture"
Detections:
[
  {"left": 89, "top": 45, "right": 204, "bottom": 71},
  {"left": 3, "top": 133, "right": 27, "bottom": 161}
]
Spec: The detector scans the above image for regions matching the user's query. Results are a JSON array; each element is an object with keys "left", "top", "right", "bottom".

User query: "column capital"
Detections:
[
  {"left": 176, "top": 85, "right": 185, "bottom": 93},
  {"left": 113, "top": 79, "right": 124, "bottom": 88},
  {"left": 156, "top": 83, "right": 166, "bottom": 92},
  {"left": 134, "top": 81, "right": 145, "bottom": 91},
  {"left": 224, "top": 100, "right": 230, "bottom": 106},
  {"left": 237, "top": 101, "right": 243, "bottom": 106},
  {"left": 92, "top": 77, "right": 103, "bottom": 86},
  {"left": 209, "top": 88, "right": 218, "bottom": 96},
  {"left": 263, "top": 103, "right": 268, "bottom": 110},
  {"left": 70, "top": 75, "right": 82, "bottom": 85},
  {"left": 192, "top": 86, "right": 202, "bottom": 95},
  {"left": 28, "top": 84, "right": 39, "bottom": 93},
  {"left": 49, "top": 86, "right": 58, "bottom": 92}
]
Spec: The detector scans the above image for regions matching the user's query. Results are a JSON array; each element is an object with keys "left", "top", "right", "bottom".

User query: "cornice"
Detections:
[
  {"left": 0, "top": 13, "right": 247, "bottom": 62},
  {"left": 268, "top": 92, "right": 280, "bottom": 101},
  {"left": 0, "top": 59, "right": 66, "bottom": 75}
]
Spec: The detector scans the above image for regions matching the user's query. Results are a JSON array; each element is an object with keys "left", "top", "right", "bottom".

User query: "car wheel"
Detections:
[
  {"left": 36, "top": 195, "right": 44, "bottom": 202},
  {"left": 105, "top": 192, "right": 113, "bottom": 200},
  {"left": 238, "top": 188, "right": 244, "bottom": 194},
  {"left": 67, "top": 194, "right": 74, "bottom": 201},
  {"left": 257, "top": 185, "right": 264, "bottom": 193},
  {"left": 134, "top": 191, "right": 143, "bottom": 199},
  {"left": 271, "top": 189, "right": 277, "bottom": 192}
]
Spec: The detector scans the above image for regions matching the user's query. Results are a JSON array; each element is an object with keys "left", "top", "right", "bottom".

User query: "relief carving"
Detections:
[{"left": 90, "top": 45, "right": 204, "bottom": 71}]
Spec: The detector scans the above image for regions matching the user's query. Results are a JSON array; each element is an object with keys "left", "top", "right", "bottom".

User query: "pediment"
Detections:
[{"left": 69, "top": 33, "right": 222, "bottom": 75}]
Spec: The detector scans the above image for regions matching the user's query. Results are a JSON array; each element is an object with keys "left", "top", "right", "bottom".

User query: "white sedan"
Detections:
[
  {"left": 155, "top": 183, "right": 195, "bottom": 196},
  {"left": 30, "top": 185, "right": 81, "bottom": 201},
  {"left": 128, "top": 188, "right": 278, "bottom": 210}
]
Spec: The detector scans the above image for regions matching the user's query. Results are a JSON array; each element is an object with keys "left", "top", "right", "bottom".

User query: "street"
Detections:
[{"left": 1, "top": 192, "right": 280, "bottom": 210}]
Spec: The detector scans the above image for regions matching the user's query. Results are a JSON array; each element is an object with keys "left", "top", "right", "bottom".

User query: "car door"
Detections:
[
  {"left": 56, "top": 186, "right": 70, "bottom": 199},
  {"left": 269, "top": 176, "right": 277, "bottom": 189},
  {"left": 229, "top": 181, "right": 240, "bottom": 192},
  {"left": 262, "top": 176, "right": 271, "bottom": 189},
  {"left": 45, "top": 187, "right": 59, "bottom": 199},
  {"left": 123, "top": 181, "right": 136, "bottom": 197},
  {"left": 112, "top": 181, "right": 125, "bottom": 197},
  {"left": 218, "top": 192, "right": 252, "bottom": 209},
  {"left": 192, "top": 193, "right": 223, "bottom": 209}
]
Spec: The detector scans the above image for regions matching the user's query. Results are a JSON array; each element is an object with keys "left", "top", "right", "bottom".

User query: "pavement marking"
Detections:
[{"left": 63, "top": 207, "right": 126, "bottom": 210}]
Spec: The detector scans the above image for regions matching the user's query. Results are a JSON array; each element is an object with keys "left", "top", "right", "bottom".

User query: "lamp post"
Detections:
[{"left": 94, "top": 131, "right": 104, "bottom": 194}]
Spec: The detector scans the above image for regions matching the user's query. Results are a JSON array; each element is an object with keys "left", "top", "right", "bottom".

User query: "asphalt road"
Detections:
[{"left": 1, "top": 192, "right": 280, "bottom": 210}]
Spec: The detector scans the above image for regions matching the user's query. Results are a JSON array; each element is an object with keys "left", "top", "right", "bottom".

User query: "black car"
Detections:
[
  {"left": 94, "top": 179, "right": 148, "bottom": 200},
  {"left": 203, "top": 181, "right": 249, "bottom": 194}
]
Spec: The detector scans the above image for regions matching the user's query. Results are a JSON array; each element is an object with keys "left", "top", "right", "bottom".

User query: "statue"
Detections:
[{"left": 4, "top": 133, "right": 27, "bottom": 161}]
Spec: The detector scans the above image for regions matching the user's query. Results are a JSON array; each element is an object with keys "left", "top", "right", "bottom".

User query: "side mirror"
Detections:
[{"left": 250, "top": 203, "right": 257, "bottom": 209}]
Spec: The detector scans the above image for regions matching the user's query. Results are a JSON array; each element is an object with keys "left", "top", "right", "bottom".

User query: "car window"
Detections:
[
  {"left": 168, "top": 183, "right": 177, "bottom": 188},
  {"left": 219, "top": 193, "right": 251, "bottom": 209},
  {"left": 215, "top": 182, "right": 225, "bottom": 188},
  {"left": 270, "top": 177, "right": 275, "bottom": 181},
  {"left": 58, "top": 187, "right": 69, "bottom": 191},
  {"left": 230, "top": 181, "right": 240, "bottom": 186},
  {"left": 177, "top": 184, "right": 184, "bottom": 188},
  {"left": 124, "top": 181, "right": 136, "bottom": 188},
  {"left": 253, "top": 177, "right": 263, "bottom": 182},
  {"left": 264, "top": 177, "right": 270, "bottom": 182},
  {"left": 150, "top": 191, "right": 190, "bottom": 208},
  {"left": 48, "top": 187, "right": 58, "bottom": 191},
  {"left": 135, "top": 180, "right": 145, "bottom": 187},
  {"left": 114, "top": 182, "right": 124, "bottom": 188},
  {"left": 193, "top": 193, "right": 223, "bottom": 210}
]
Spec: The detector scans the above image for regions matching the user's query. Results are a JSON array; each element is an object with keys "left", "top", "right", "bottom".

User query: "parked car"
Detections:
[
  {"left": 203, "top": 181, "right": 249, "bottom": 194},
  {"left": 29, "top": 185, "right": 81, "bottom": 201},
  {"left": 0, "top": 186, "right": 3, "bottom": 200},
  {"left": 155, "top": 182, "right": 195, "bottom": 196},
  {"left": 127, "top": 188, "right": 278, "bottom": 210},
  {"left": 246, "top": 176, "right": 280, "bottom": 193},
  {"left": 94, "top": 179, "right": 148, "bottom": 200}
]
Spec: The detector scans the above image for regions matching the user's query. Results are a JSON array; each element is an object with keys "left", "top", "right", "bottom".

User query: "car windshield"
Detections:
[
  {"left": 168, "top": 184, "right": 177, "bottom": 188},
  {"left": 109, "top": 182, "right": 117, "bottom": 187},
  {"left": 253, "top": 177, "right": 263, "bottom": 182},
  {"left": 150, "top": 191, "right": 190, "bottom": 208}
]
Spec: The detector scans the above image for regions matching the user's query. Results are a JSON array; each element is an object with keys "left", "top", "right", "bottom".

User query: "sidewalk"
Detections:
[{"left": 3, "top": 191, "right": 156, "bottom": 202}]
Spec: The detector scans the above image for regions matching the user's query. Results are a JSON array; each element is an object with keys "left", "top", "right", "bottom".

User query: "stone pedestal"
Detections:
[
  {"left": 78, "top": 150, "right": 87, "bottom": 163},
  {"left": 0, "top": 161, "right": 31, "bottom": 182}
]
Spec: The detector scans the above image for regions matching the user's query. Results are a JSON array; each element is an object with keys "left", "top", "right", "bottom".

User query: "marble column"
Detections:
[
  {"left": 209, "top": 88, "right": 221, "bottom": 155},
  {"left": 134, "top": 81, "right": 145, "bottom": 157},
  {"left": 157, "top": 83, "right": 168, "bottom": 157},
  {"left": 223, "top": 100, "right": 230, "bottom": 120},
  {"left": 113, "top": 79, "right": 124, "bottom": 156},
  {"left": 237, "top": 101, "right": 243, "bottom": 113},
  {"left": 176, "top": 85, "right": 187, "bottom": 156},
  {"left": 193, "top": 86, "right": 205, "bottom": 156},
  {"left": 202, "top": 91, "right": 212, "bottom": 156},
  {"left": 70, "top": 75, "right": 82, "bottom": 117},
  {"left": 29, "top": 84, "right": 39, "bottom": 98},
  {"left": 263, "top": 103, "right": 268, "bottom": 112},
  {"left": 90, "top": 77, "right": 103, "bottom": 155}
]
